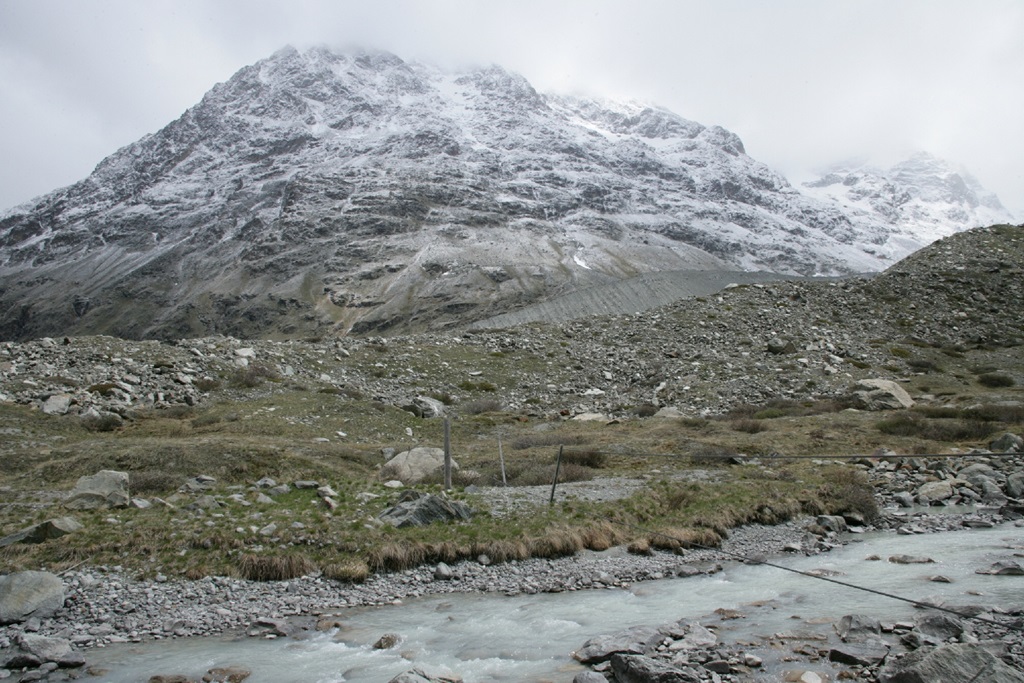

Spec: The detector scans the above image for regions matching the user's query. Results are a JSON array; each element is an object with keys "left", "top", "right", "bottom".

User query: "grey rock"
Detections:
[
  {"left": 378, "top": 492, "right": 471, "bottom": 528},
  {"left": 914, "top": 613, "right": 964, "bottom": 641},
  {"left": 64, "top": 469, "right": 129, "bottom": 510},
  {"left": 990, "top": 433, "right": 1023, "bottom": 453},
  {"left": 828, "top": 639, "right": 890, "bottom": 666},
  {"left": 573, "top": 673, "right": 608, "bottom": 683},
  {"left": 574, "top": 625, "right": 660, "bottom": 665},
  {"left": 402, "top": 395, "right": 447, "bottom": 419},
  {"left": 609, "top": 653, "right": 700, "bottom": 682},
  {"left": 41, "top": 394, "right": 72, "bottom": 415},
  {"left": 386, "top": 666, "right": 462, "bottom": 683},
  {"left": 815, "top": 515, "right": 848, "bottom": 534},
  {"left": 293, "top": 480, "right": 320, "bottom": 489},
  {"left": 1006, "top": 471, "right": 1024, "bottom": 499},
  {"left": 916, "top": 480, "right": 954, "bottom": 504},
  {"left": 976, "top": 560, "right": 1024, "bottom": 575},
  {"left": 835, "top": 614, "right": 881, "bottom": 642},
  {"left": 0, "top": 571, "right": 64, "bottom": 624},
  {"left": 16, "top": 634, "right": 73, "bottom": 664},
  {"left": 878, "top": 642, "right": 1024, "bottom": 683},
  {"left": 382, "top": 447, "right": 457, "bottom": 485},
  {"left": 849, "top": 379, "right": 915, "bottom": 410},
  {"left": 893, "top": 491, "right": 916, "bottom": 507},
  {"left": 0, "top": 517, "right": 82, "bottom": 548},
  {"left": 374, "top": 633, "right": 401, "bottom": 649},
  {"left": 889, "top": 554, "right": 935, "bottom": 564}
]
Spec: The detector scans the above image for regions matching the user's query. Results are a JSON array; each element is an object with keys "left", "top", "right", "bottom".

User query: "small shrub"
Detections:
[
  {"left": 890, "top": 347, "right": 911, "bottom": 358},
  {"left": 907, "top": 359, "right": 942, "bottom": 373},
  {"left": 632, "top": 405, "right": 660, "bottom": 418},
  {"left": 511, "top": 433, "right": 590, "bottom": 450},
  {"left": 818, "top": 466, "right": 879, "bottom": 522},
  {"left": 130, "top": 470, "right": 181, "bottom": 494},
  {"left": 978, "top": 373, "right": 1015, "bottom": 388},
  {"left": 462, "top": 398, "right": 503, "bottom": 415},
  {"left": 81, "top": 413, "right": 123, "bottom": 432},
  {"left": 229, "top": 364, "right": 280, "bottom": 388},
  {"left": 190, "top": 413, "right": 222, "bottom": 428},
  {"left": 688, "top": 444, "right": 738, "bottom": 464},
  {"left": 731, "top": 419, "right": 768, "bottom": 434},
  {"left": 458, "top": 381, "right": 498, "bottom": 392},
  {"left": 194, "top": 378, "right": 221, "bottom": 392},
  {"left": 561, "top": 450, "right": 607, "bottom": 468}
]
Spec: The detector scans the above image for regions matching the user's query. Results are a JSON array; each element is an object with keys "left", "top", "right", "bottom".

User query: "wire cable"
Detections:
[{"left": 602, "top": 516, "right": 1024, "bottom": 635}]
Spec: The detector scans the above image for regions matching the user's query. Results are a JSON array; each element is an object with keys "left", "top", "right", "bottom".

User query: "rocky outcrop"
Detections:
[
  {"left": 377, "top": 491, "right": 472, "bottom": 528},
  {"left": 878, "top": 642, "right": 1024, "bottom": 683},
  {"left": 0, "top": 571, "right": 64, "bottom": 624}
]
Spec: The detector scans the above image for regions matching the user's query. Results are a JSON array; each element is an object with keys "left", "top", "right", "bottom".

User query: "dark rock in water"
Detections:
[
  {"left": 878, "top": 642, "right": 1024, "bottom": 683},
  {"left": 835, "top": 614, "right": 881, "bottom": 642},
  {"left": 374, "top": 633, "right": 401, "bottom": 649},
  {"left": 610, "top": 653, "right": 701, "bottom": 682},
  {"left": 0, "top": 571, "right": 65, "bottom": 624},
  {"left": 378, "top": 492, "right": 471, "bottom": 528},
  {"left": 976, "top": 560, "right": 1024, "bottom": 575},
  {"left": 573, "top": 625, "right": 660, "bottom": 665},
  {"left": 387, "top": 666, "right": 463, "bottom": 683},
  {"left": 829, "top": 640, "right": 890, "bottom": 667},
  {"left": 914, "top": 613, "right": 965, "bottom": 642},
  {"left": 888, "top": 554, "right": 935, "bottom": 565},
  {"left": 203, "top": 666, "right": 251, "bottom": 682}
]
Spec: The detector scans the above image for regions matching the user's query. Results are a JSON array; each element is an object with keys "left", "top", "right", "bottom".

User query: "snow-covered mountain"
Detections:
[
  {"left": 0, "top": 46, "right": 1014, "bottom": 340},
  {"left": 802, "top": 153, "right": 1014, "bottom": 250}
]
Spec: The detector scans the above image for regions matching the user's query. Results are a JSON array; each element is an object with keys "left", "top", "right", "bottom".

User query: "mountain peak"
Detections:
[{"left": 0, "top": 47, "right": 1011, "bottom": 341}]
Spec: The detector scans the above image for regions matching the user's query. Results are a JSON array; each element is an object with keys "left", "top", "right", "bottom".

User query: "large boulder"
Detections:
[
  {"left": 848, "top": 379, "right": 915, "bottom": 410},
  {"left": 64, "top": 469, "right": 130, "bottom": 510},
  {"left": 378, "top": 491, "right": 472, "bottom": 528},
  {"left": 916, "top": 480, "right": 954, "bottom": 504},
  {"left": 381, "top": 447, "right": 457, "bottom": 484},
  {"left": 0, "top": 571, "right": 65, "bottom": 624},
  {"left": 573, "top": 625, "right": 661, "bottom": 665},
  {"left": 878, "top": 642, "right": 1024, "bottom": 682}
]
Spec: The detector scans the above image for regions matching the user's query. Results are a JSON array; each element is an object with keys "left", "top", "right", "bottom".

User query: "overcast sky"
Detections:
[{"left": 1, "top": 0, "right": 1021, "bottom": 215}]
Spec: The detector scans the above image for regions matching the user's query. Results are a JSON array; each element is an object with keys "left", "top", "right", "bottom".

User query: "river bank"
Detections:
[{"left": 2, "top": 505, "right": 1023, "bottom": 682}]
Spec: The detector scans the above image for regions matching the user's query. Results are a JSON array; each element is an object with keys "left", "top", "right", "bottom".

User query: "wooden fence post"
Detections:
[
  {"left": 549, "top": 445, "right": 563, "bottom": 505},
  {"left": 444, "top": 418, "right": 452, "bottom": 491},
  {"left": 498, "top": 436, "right": 507, "bottom": 486}
]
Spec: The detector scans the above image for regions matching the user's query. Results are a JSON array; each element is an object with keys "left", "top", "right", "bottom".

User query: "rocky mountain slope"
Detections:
[
  {"left": 0, "top": 46, "right": 1014, "bottom": 342},
  {"left": 2, "top": 224, "right": 1021, "bottom": 422}
]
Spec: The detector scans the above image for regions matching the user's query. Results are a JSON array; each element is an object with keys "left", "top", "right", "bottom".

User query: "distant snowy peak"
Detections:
[{"left": 802, "top": 152, "right": 1014, "bottom": 243}]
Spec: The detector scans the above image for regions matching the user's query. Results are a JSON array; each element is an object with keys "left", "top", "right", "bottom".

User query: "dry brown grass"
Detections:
[
  {"left": 648, "top": 526, "right": 722, "bottom": 551},
  {"left": 321, "top": 560, "right": 370, "bottom": 583},
  {"left": 237, "top": 553, "right": 317, "bottom": 581}
]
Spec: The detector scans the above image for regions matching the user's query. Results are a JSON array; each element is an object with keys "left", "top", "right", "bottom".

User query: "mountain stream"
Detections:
[{"left": 86, "top": 522, "right": 1023, "bottom": 682}]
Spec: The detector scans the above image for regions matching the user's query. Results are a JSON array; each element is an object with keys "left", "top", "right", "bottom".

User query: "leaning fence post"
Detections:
[
  {"left": 498, "top": 436, "right": 507, "bottom": 487},
  {"left": 549, "top": 444, "right": 564, "bottom": 505},
  {"left": 443, "top": 418, "right": 452, "bottom": 491}
]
